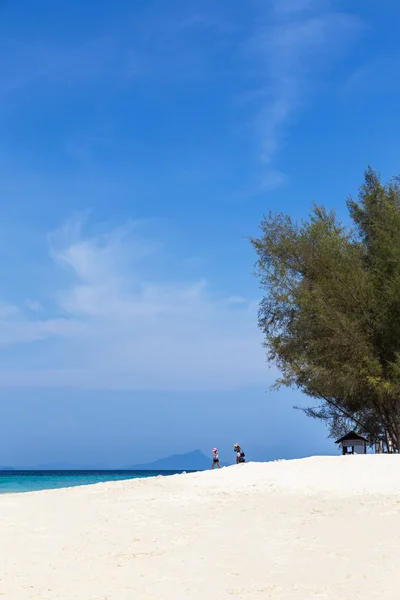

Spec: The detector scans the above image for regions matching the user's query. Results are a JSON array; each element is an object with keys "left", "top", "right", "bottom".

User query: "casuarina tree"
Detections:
[{"left": 251, "top": 168, "right": 400, "bottom": 451}]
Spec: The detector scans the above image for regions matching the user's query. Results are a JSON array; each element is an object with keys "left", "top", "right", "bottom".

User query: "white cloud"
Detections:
[
  {"left": 25, "top": 299, "right": 42, "bottom": 312},
  {"left": 272, "top": 0, "right": 324, "bottom": 18},
  {"left": 0, "top": 217, "right": 268, "bottom": 391},
  {"left": 247, "top": 0, "right": 363, "bottom": 187}
]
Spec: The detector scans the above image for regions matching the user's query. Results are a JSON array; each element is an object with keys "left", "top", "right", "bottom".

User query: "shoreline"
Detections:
[{"left": 0, "top": 468, "right": 192, "bottom": 496}]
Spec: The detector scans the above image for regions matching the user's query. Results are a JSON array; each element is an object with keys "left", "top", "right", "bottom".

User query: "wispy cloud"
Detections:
[
  {"left": 0, "top": 36, "right": 123, "bottom": 100},
  {"left": 340, "top": 54, "right": 400, "bottom": 99},
  {"left": 0, "top": 3, "right": 236, "bottom": 105},
  {"left": 0, "top": 216, "right": 267, "bottom": 391},
  {"left": 1, "top": 1, "right": 364, "bottom": 200},
  {"left": 246, "top": 0, "right": 364, "bottom": 188}
]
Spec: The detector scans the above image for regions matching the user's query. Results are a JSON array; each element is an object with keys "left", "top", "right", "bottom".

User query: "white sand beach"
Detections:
[{"left": 1, "top": 455, "right": 400, "bottom": 599}]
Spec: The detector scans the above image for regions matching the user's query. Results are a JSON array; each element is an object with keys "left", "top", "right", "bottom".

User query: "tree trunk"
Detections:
[{"left": 385, "top": 428, "right": 392, "bottom": 453}]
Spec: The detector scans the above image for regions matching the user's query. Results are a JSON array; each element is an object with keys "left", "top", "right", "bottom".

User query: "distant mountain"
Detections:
[{"left": 128, "top": 449, "right": 211, "bottom": 471}]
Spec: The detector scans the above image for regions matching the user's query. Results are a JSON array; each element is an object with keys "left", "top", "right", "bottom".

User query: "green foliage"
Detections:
[{"left": 251, "top": 168, "right": 400, "bottom": 450}]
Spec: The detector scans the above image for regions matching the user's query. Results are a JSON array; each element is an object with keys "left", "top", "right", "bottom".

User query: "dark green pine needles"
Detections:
[{"left": 251, "top": 168, "right": 400, "bottom": 452}]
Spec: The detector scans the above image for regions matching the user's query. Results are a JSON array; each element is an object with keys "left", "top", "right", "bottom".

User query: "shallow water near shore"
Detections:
[{"left": 0, "top": 469, "right": 189, "bottom": 493}]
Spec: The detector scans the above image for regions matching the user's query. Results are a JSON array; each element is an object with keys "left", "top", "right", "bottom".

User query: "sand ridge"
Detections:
[{"left": 1, "top": 455, "right": 400, "bottom": 599}]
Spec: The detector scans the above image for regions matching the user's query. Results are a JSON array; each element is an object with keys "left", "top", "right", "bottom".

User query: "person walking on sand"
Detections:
[
  {"left": 212, "top": 448, "right": 221, "bottom": 469},
  {"left": 234, "top": 443, "right": 246, "bottom": 464}
]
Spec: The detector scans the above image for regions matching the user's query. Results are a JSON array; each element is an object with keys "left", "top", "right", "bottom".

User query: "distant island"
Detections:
[{"left": 128, "top": 450, "right": 210, "bottom": 471}]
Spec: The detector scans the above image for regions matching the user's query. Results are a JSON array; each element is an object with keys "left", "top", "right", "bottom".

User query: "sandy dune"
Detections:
[{"left": 1, "top": 455, "right": 400, "bottom": 599}]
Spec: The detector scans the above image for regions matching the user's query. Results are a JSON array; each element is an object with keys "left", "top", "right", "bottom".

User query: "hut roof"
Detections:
[{"left": 335, "top": 430, "right": 369, "bottom": 444}]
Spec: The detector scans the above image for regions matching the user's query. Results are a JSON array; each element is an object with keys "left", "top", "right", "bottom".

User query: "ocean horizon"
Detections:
[{"left": 0, "top": 469, "right": 192, "bottom": 494}]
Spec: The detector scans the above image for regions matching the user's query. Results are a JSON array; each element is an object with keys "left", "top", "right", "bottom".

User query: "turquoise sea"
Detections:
[{"left": 0, "top": 469, "right": 188, "bottom": 494}]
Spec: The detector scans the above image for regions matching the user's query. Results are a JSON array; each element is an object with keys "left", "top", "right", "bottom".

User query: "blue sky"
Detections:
[{"left": 0, "top": 0, "right": 398, "bottom": 467}]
